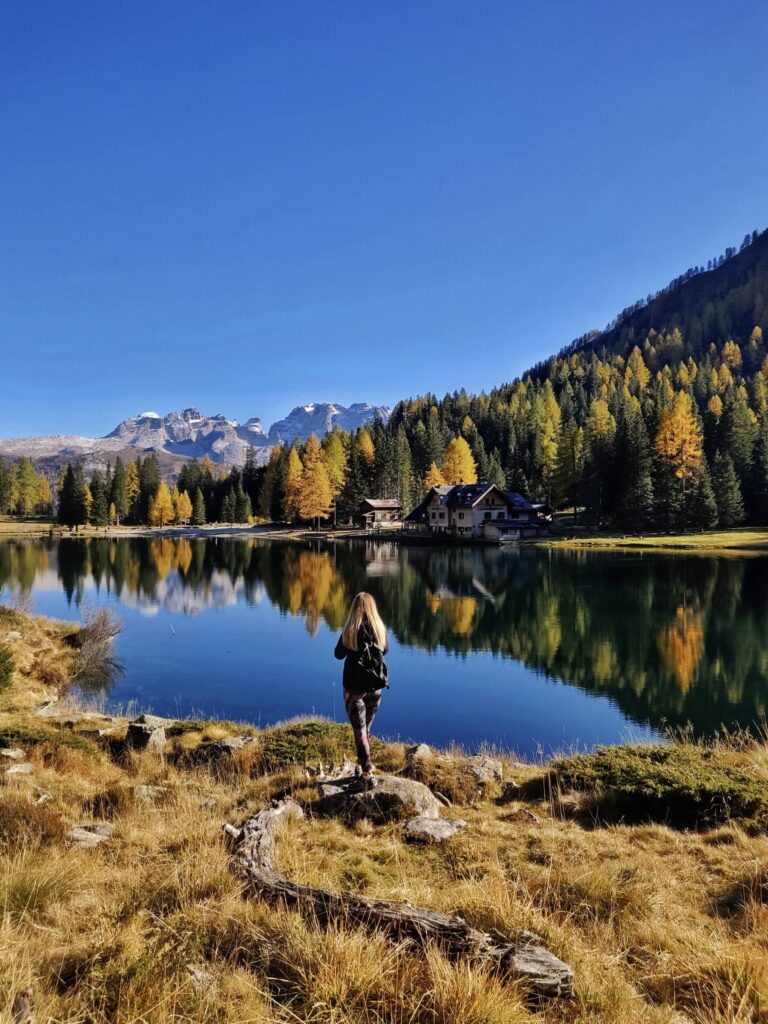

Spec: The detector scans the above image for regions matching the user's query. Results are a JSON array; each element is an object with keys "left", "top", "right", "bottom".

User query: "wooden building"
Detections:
[
  {"left": 356, "top": 498, "right": 402, "bottom": 529},
  {"left": 404, "top": 483, "right": 543, "bottom": 542}
]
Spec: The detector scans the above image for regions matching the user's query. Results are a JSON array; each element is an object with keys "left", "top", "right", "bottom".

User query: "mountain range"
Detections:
[{"left": 0, "top": 402, "right": 390, "bottom": 476}]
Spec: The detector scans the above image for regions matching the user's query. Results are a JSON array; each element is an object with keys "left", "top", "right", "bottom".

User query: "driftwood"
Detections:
[{"left": 223, "top": 798, "right": 574, "bottom": 1000}]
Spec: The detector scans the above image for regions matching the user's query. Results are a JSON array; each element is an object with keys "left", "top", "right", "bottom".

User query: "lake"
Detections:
[{"left": 1, "top": 536, "right": 767, "bottom": 755}]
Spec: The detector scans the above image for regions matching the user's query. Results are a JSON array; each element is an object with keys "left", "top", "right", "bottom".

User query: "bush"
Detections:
[
  {"left": 0, "top": 795, "right": 66, "bottom": 848},
  {"left": 533, "top": 744, "right": 768, "bottom": 832},
  {"left": 0, "top": 645, "right": 14, "bottom": 690},
  {"left": 73, "top": 607, "right": 123, "bottom": 689}
]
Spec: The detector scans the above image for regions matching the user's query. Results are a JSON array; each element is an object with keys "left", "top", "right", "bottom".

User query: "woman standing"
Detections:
[{"left": 334, "top": 591, "right": 389, "bottom": 788}]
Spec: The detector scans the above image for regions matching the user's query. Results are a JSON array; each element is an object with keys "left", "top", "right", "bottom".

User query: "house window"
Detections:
[
  {"left": 497, "top": 511, "right": 504, "bottom": 519},
  {"left": 439, "top": 511, "right": 445, "bottom": 519},
  {"left": 484, "top": 511, "right": 491, "bottom": 520},
  {"left": 458, "top": 512, "right": 464, "bottom": 520}
]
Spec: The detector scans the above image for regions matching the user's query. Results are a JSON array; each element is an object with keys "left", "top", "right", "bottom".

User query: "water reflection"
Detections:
[{"left": 1, "top": 537, "right": 767, "bottom": 737}]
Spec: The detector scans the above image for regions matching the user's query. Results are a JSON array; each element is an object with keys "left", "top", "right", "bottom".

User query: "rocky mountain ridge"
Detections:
[{"left": 0, "top": 402, "right": 390, "bottom": 475}]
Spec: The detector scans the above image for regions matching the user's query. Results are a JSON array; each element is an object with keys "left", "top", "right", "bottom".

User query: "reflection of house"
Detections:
[
  {"left": 356, "top": 498, "right": 402, "bottom": 529},
  {"left": 404, "top": 484, "right": 542, "bottom": 542}
]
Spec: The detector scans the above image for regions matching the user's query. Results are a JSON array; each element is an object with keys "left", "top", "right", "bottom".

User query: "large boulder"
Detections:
[
  {"left": 467, "top": 755, "right": 503, "bottom": 787},
  {"left": 125, "top": 719, "right": 166, "bottom": 752},
  {"left": 317, "top": 774, "right": 442, "bottom": 823},
  {"left": 404, "top": 815, "right": 467, "bottom": 843}
]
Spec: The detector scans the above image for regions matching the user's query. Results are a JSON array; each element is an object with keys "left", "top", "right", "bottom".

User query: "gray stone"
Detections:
[
  {"left": 503, "top": 807, "right": 541, "bottom": 825},
  {"left": 190, "top": 736, "right": 249, "bottom": 763},
  {"left": 0, "top": 747, "right": 24, "bottom": 760},
  {"left": 134, "top": 713, "right": 174, "bottom": 728},
  {"left": 404, "top": 815, "right": 467, "bottom": 843},
  {"left": 4, "top": 630, "right": 21, "bottom": 642},
  {"left": 499, "top": 779, "right": 522, "bottom": 802},
  {"left": 125, "top": 721, "right": 166, "bottom": 752},
  {"left": 35, "top": 699, "right": 60, "bottom": 717},
  {"left": 317, "top": 773, "right": 442, "bottom": 823},
  {"left": 5, "top": 762, "right": 34, "bottom": 776},
  {"left": 133, "top": 784, "right": 167, "bottom": 803},
  {"left": 405, "top": 743, "right": 433, "bottom": 767},
  {"left": 467, "top": 755, "right": 503, "bottom": 787},
  {"left": 68, "top": 822, "right": 114, "bottom": 848}
]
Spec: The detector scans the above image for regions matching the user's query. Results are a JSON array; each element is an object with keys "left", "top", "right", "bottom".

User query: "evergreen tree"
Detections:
[
  {"left": 394, "top": 425, "right": 416, "bottom": 512},
  {"left": 746, "top": 418, "right": 768, "bottom": 523},
  {"left": 234, "top": 484, "right": 252, "bottom": 522},
  {"left": 221, "top": 487, "right": 236, "bottom": 523},
  {"left": 138, "top": 455, "right": 161, "bottom": 524},
  {"left": 125, "top": 460, "right": 141, "bottom": 523},
  {"left": 486, "top": 449, "right": 507, "bottom": 490},
  {"left": 192, "top": 487, "right": 206, "bottom": 525},
  {"left": 690, "top": 459, "right": 718, "bottom": 530},
  {"left": 258, "top": 446, "right": 283, "bottom": 521},
  {"left": 89, "top": 470, "right": 109, "bottom": 527},
  {"left": 339, "top": 442, "right": 367, "bottom": 518},
  {"left": 58, "top": 464, "right": 88, "bottom": 530},
  {"left": 711, "top": 450, "right": 744, "bottom": 527},
  {"left": 110, "top": 457, "right": 129, "bottom": 523}
]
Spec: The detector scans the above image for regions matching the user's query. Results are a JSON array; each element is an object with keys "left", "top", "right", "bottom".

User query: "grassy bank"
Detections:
[
  {"left": 544, "top": 526, "right": 768, "bottom": 555},
  {"left": 1, "top": 609, "right": 767, "bottom": 1022}
]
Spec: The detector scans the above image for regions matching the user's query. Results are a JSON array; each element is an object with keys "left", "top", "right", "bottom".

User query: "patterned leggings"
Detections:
[{"left": 343, "top": 688, "right": 383, "bottom": 774}]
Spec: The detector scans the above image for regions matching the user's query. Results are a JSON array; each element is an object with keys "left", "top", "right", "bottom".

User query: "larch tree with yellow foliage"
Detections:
[
  {"left": 175, "top": 489, "right": 193, "bottom": 525},
  {"left": 441, "top": 436, "right": 477, "bottom": 485},
  {"left": 149, "top": 481, "right": 175, "bottom": 527},
  {"left": 282, "top": 447, "right": 304, "bottom": 523},
  {"left": 423, "top": 462, "right": 446, "bottom": 491},
  {"left": 298, "top": 433, "right": 333, "bottom": 526},
  {"left": 655, "top": 391, "right": 703, "bottom": 528}
]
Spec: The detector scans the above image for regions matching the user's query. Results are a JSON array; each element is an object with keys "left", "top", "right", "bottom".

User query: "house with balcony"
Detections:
[{"left": 403, "top": 483, "right": 542, "bottom": 542}]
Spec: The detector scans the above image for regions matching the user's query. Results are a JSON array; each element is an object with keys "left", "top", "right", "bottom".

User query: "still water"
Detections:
[{"left": 2, "top": 536, "right": 767, "bottom": 755}]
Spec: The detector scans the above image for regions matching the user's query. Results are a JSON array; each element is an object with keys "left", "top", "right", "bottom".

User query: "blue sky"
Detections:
[{"left": 1, "top": 1, "right": 767, "bottom": 437}]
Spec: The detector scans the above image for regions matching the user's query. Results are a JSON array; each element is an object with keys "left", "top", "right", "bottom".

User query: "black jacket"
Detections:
[{"left": 334, "top": 617, "right": 389, "bottom": 694}]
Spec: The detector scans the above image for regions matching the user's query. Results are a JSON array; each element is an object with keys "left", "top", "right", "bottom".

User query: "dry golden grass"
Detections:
[
  {"left": 545, "top": 526, "right": 768, "bottom": 556},
  {"left": 1, "top": 612, "right": 767, "bottom": 1023}
]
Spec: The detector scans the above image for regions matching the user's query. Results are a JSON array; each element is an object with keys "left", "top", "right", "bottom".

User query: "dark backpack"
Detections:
[{"left": 356, "top": 624, "right": 389, "bottom": 690}]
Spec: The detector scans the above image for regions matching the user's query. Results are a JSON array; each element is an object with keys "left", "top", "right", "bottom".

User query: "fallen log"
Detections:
[{"left": 223, "top": 798, "right": 574, "bottom": 1000}]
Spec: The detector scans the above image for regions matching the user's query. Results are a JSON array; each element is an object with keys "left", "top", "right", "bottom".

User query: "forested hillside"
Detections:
[{"left": 381, "top": 227, "right": 768, "bottom": 529}]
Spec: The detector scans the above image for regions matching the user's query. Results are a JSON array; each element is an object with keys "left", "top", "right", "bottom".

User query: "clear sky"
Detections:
[{"left": 2, "top": 0, "right": 767, "bottom": 438}]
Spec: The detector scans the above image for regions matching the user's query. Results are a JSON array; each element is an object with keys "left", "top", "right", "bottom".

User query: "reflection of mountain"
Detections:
[{"left": 2, "top": 537, "right": 767, "bottom": 737}]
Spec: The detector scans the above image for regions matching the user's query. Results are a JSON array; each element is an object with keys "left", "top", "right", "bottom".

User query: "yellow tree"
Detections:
[
  {"left": 150, "top": 481, "right": 175, "bottom": 527},
  {"left": 108, "top": 502, "right": 118, "bottom": 526},
  {"left": 282, "top": 447, "right": 304, "bottom": 523},
  {"left": 357, "top": 427, "right": 375, "bottom": 465},
  {"left": 176, "top": 489, "right": 193, "bottom": 525},
  {"left": 125, "top": 460, "right": 140, "bottom": 517},
  {"left": 37, "top": 472, "right": 53, "bottom": 513},
  {"left": 655, "top": 391, "right": 702, "bottom": 481},
  {"left": 322, "top": 430, "right": 348, "bottom": 498},
  {"left": 298, "top": 434, "right": 333, "bottom": 525},
  {"left": 441, "top": 436, "right": 477, "bottom": 484},
  {"left": 171, "top": 485, "right": 181, "bottom": 521},
  {"left": 627, "top": 346, "right": 650, "bottom": 390},
  {"left": 423, "top": 462, "right": 446, "bottom": 490}
]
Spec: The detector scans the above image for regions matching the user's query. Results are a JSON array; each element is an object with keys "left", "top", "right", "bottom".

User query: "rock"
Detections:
[
  {"left": 405, "top": 743, "right": 433, "bottom": 767},
  {"left": 499, "top": 779, "right": 522, "bottom": 803},
  {"left": 4, "top": 630, "right": 21, "bottom": 642},
  {"left": 35, "top": 699, "right": 59, "bottom": 717},
  {"left": 134, "top": 713, "right": 174, "bottom": 728},
  {"left": 133, "top": 784, "right": 166, "bottom": 803},
  {"left": 317, "top": 773, "right": 442, "bottom": 823},
  {"left": 467, "top": 755, "right": 503, "bottom": 787},
  {"left": 10, "top": 986, "right": 34, "bottom": 1024},
  {"left": 68, "top": 822, "right": 114, "bottom": 848},
  {"left": 5, "top": 762, "right": 34, "bottom": 776},
  {"left": 190, "top": 736, "right": 250, "bottom": 763},
  {"left": 503, "top": 807, "right": 541, "bottom": 825},
  {"left": 185, "top": 963, "right": 216, "bottom": 990},
  {"left": 35, "top": 790, "right": 53, "bottom": 805},
  {"left": 404, "top": 815, "right": 467, "bottom": 843},
  {"left": 0, "top": 747, "right": 24, "bottom": 760},
  {"left": 125, "top": 720, "right": 166, "bottom": 752}
]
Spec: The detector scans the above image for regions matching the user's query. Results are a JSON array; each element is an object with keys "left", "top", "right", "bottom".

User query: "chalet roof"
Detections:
[
  {"left": 504, "top": 491, "right": 535, "bottom": 511},
  {"left": 361, "top": 498, "right": 402, "bottom": 509},
  {"left": 444, "top": 483, "right": 497, "bottom": 508}
]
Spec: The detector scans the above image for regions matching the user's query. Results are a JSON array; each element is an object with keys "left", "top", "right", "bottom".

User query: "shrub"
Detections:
[
  {"left": 31, "top": 658, "right": 65, "bottom": 687},
  {"left": 73, "top": 607, "right": 123, "bottom": 689},
  {"left": 532, "top": 744, "right": 768, "bottom": 832},
  {"left": 0, "top": 645, "right": 14, "bottom": 690}
]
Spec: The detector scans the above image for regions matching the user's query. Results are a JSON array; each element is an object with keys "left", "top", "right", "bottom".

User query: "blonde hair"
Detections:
[{"left": 342, "top": 592, "right": 387, "bottom": 652}]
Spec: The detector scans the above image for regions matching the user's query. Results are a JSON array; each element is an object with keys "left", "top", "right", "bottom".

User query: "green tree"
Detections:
[
  {"left": 192, "top": 487, "right": 206, "bottom": 525},
  {"left": 711, "top": 450, "right": 744, "bottom": 527},
  {"left": 58, "top": 464, "right": 89, "bottom": 530},
  {"left": 89, "top": 470, "right": 109, "bottom": 527},
  {"left": 110, "top": 457, "right": 129, "bottom": 524},
  {"left": 234, "top": 484, "right": 252, "bottom": 522}
]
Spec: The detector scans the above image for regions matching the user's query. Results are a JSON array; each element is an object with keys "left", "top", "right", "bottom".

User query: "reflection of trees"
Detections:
[{"left": 2, "top": 537, "right": 767, "bottom": 736}]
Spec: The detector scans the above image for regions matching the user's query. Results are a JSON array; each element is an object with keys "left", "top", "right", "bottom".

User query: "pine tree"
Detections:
[
  {"left": 690, "top": 459, "right": 718, "bottom": 530},
  {"left": 110, "top": 457, "right": 128, "bottom": 524},
  {"left": 423, "top": 462, "right": 446, "bottom": 491},
  {"left": 711, "top": 450, "right": 744, "bottom": 527},
  {"left": 57, "top": 464, "right": 88, "bottom": 530},
  {"left": 486, "top": 449, "right": 507, "bottom": 490},
  {"left": 89, "top": 470, "right": 109, "bottom": 527},
  {"left": 258, "top": 446, "right": 283, "bottom": 521},
  {"left": 234, "top": 484, "right": 252, "bottom": 522},
  {"left": 282, "top": 446, "right": 304, "bottom": 523},
  {"left": 746, "top": 418, "right": 768, "bottom": 523},
  {"left": 298, "top": 434, "right": 333, "bottom": 526},
  {"left": 192, "top": 487, "right": 206, "bottom": 525},
  {"left": 149, "top": 481, "right": 175, "bottom": 527},
  {"left": 138, "top": 455, "right": 161, "bottom": 524},
  {"left": 221, "top": 487, "right": 236, "bottom": 523},
  {"left": 442, "top": 436, "right": 477, "bottom": 484},
  {"left": 394, "top": 425, "right": 416, "bottom": 511}
]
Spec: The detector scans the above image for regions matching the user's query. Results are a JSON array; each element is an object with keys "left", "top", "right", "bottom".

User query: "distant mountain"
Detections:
[
  {"left": 267, "top": 402, "right": 390, "bottom": 443},
  {"left": 0, "top": 401, "right": 387, "bottom": 476}
]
